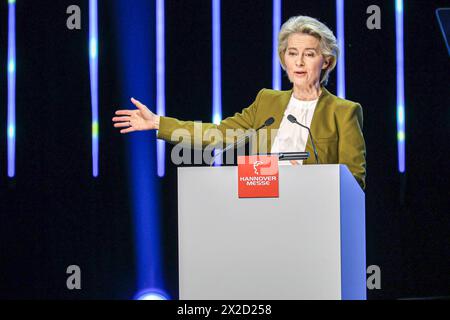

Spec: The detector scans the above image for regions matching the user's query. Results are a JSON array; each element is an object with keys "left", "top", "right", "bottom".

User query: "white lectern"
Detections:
[{"left": 177, "top": 164, "right": 366, "bottom": 300}]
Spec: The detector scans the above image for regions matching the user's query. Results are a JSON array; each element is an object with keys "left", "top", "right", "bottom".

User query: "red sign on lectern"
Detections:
[{"left": 237, "top": 155, "right": 279, "bottom": 198}]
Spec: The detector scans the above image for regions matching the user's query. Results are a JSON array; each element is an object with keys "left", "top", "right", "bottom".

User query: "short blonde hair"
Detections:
[{"left": 278, "top": 15, "right": 339, "bottom": 85}]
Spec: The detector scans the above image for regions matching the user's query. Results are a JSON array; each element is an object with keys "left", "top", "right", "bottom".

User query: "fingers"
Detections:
[
  {"left": 112, "top": 98, "right": 146, "bottom": 135},
  {"left": 114, "top": 122, "right": 131, "bottom": 128},
  {"left": 131, "top": 97, "right": 147, "bottom": 110},
  {"left": 112, "top": 116, "right": 131, "bottom": 129},
  {"left": 120, "top": 127, "right": 135, "bottom": 134},
  {"left": 112, "top": 115, "right": 132, "bottom": 130},
  {"left": 112, "top": 116, "right": 131, "bottom": 122},
  {"left": 289, "top": 160, "right": 299, "bottom": 166},
  {"left": 115, "top": 110, "right": 133, "bottom": 116}
]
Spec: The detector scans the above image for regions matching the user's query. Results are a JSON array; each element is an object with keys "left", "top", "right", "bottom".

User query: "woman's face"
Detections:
[{"left": 284, "top": 33, "right": 330, "bottom": 89}]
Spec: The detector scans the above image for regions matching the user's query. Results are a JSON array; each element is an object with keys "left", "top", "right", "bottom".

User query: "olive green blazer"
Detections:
[{"left": 158, "top": 87, "right": 366, "bottom": 189}]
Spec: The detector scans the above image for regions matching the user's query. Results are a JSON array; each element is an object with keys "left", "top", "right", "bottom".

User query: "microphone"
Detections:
[
  {"left": 209, "top": 117, "right": 275, "bottom": 166},
  {"left": 287, "top": 114, "right": 319, "bottom": 164}
]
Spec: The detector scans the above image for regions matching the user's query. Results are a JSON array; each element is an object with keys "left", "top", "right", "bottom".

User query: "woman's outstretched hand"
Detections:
[{"left": 112, "top": 98, "right": 160, "bottom": 134}]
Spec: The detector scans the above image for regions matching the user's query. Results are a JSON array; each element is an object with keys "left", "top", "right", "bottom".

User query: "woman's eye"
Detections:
[
  {"left": 288, "top": 52, "right": 297, "bottom": 56},
  {"left": 305, "top": 52, "right": 315, "bottom": 57}
]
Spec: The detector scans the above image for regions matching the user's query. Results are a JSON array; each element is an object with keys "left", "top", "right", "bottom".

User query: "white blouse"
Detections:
[{"left": 271, "top": 95, "right": 318, "bottom": 164}]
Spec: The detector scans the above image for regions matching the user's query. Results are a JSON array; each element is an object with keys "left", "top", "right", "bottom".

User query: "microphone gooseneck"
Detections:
[
  {"left": 209, "top": 117, "right": 275, "bottom": 166},
  {"left": 287, "top": 114, "right": 319, "bottom": 164}
]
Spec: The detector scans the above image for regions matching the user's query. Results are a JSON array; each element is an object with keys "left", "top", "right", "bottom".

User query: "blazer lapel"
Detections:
[
  {"left": 304, "top": 87, "right": 331, "bottom": 164},
  {"left": 264, "top": 90, "right": 292, "bottom": 153},
  {"left": 272, "top": 89, "right": 293, "bottom": 130}
]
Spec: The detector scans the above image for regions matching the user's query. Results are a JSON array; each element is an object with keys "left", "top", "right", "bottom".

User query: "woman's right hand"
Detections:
[{"left": 112, "top": 97, "right": 160, "bottom": 134}]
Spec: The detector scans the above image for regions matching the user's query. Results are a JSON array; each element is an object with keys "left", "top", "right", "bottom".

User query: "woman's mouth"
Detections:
[{"left": 294, "top": 71, "right": 307, "bottom": 77}]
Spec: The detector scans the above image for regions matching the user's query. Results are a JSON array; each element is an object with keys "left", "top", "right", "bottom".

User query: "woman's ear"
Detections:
[{"left": 322, "top": 57, "right": 331, "bottom": 70}]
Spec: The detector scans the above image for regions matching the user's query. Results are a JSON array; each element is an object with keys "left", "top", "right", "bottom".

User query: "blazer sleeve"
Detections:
[
  {"left": 338, "top": 103, "right": 367, "bottom": 190},
  {"left": 157, "top": 89, "right": 265, "bottom": 149}
]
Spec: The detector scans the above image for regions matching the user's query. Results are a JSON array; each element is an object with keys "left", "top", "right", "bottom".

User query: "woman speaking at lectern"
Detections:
[{"left": 112, "top": 15, "right": 367, "bottom": 189}]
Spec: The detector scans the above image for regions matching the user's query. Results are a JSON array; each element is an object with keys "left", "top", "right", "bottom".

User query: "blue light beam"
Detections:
[
  {"left": 156, "top": 0, "right": 166, "bottom": 177},
  {"left": 212, "top": 0, "right": 222, "bottom": 165},
  {"left": 7, "top": 0, "right": 16, "bottom": 178},
  {"left": 396, "top": 0, "right": 406, "bottom": 173},
  {"left": 272, "top": 0, "right": 282, "bottom": 90},
  {"left": 336, "top": 0, "right": 346, "bottom": 98},
  {"left": 113, "top": 0, "right": 165, "bottom": 298},
  {"left": 89, "top": 0, "right": 99, "bottom": 177}
]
